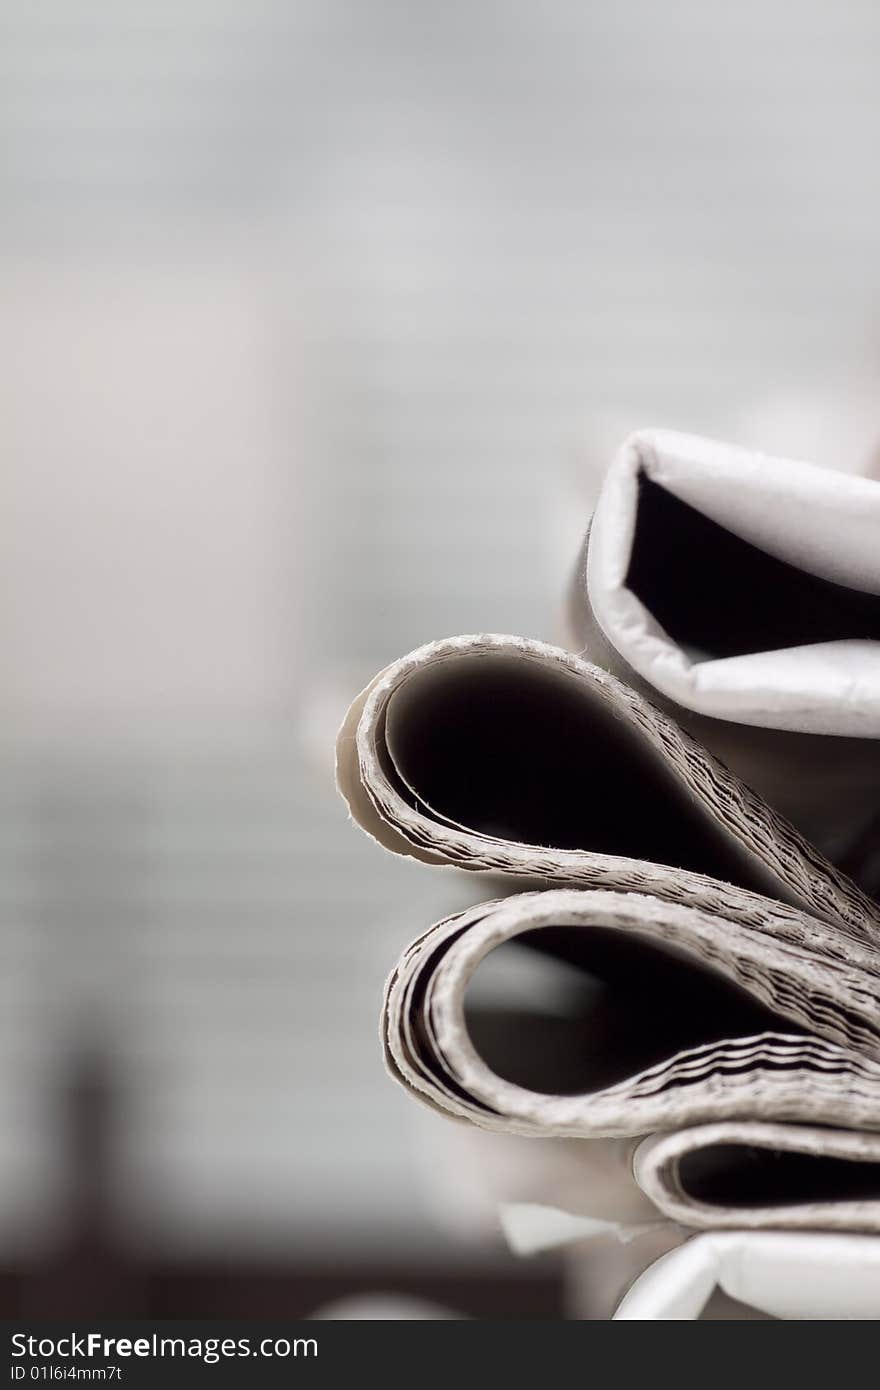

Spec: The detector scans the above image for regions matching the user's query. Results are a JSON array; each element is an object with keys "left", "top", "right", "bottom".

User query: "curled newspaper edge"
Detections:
[
  {"left": 337, "top": 436, "right": 880, "bottom": 1275},
  {"left": 338, "top": 636, "right": 880, "bottom": 1233},
  {"left": 570, "top": 429, "right": 880, "bottom": 868}
]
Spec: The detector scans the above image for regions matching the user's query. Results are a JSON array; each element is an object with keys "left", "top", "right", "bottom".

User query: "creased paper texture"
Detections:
[
  {"left": 568, "top": 430, "right": 880, "bottom": 882},
  {"left": 335, "top": 436, "right": 880, "bottom": 1292}
]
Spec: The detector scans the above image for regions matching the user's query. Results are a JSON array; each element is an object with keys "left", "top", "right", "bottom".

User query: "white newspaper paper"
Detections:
[
  {"left": 337, "top": 634, "right": 880, "bottom": 1235},
  {"left": 569, "top": 429, "right": 880, "bottom": 880}
]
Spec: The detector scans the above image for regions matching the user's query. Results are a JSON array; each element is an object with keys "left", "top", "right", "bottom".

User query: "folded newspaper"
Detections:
[
  {"left": 568, "top": 428, "right": 880, "bottom": 883},
  {"left": 336, "top": 433, "right": 880, "bottom": 1242}
]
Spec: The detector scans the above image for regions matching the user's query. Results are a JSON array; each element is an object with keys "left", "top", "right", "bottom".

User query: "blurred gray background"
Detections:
[{"left": 2, "top": 0, "right": 880, "bottom": 1314}]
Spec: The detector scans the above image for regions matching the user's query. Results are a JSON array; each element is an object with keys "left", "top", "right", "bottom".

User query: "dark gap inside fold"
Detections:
[
  {"left": 626, "top": 473, "right": 880, "bottom": 658},
  {"left": 463, "top": 927, "right": 793, "bottom": 1095},
  {"left": 382, "top": 653, "right": 771, "bottom": 886},
  {"left": 679, "top": 1143, "right": 880, "bottom": 1208}
]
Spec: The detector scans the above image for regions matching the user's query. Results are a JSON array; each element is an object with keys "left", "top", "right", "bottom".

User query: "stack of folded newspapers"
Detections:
[{"left": 336, "top": 431, "right": 880, "bottom": 1318}]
